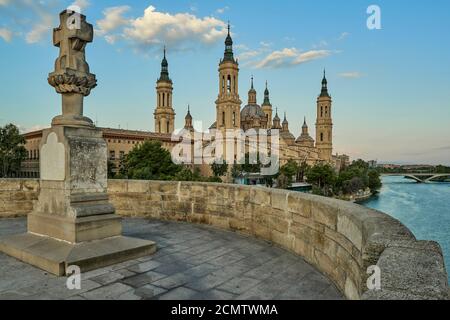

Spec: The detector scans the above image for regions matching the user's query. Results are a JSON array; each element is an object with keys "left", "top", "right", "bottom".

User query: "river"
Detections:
[{"left": 361, "top": 175, "right": 450, "bottom": 283}]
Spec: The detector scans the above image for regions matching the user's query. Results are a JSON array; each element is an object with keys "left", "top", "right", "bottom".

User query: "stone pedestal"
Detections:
[
  {"left": 0, "top": 126, "right": 156, "bottom": 276},
  {"left": 0, "top": 10, "right": 156, "bottom": 276}
]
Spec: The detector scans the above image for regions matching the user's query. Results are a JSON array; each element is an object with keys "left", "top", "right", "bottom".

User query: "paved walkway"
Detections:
[{"left": 0, "top": 218, "right": 343, "bottom": 300}]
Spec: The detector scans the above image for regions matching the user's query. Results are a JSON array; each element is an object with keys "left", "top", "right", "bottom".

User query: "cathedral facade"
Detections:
[{"left": 21, "top": 25, "right": 346, "bottom": 178}]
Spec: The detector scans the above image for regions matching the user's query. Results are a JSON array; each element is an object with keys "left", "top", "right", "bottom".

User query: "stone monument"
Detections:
[{"left": 0, "top": 10, "right": 156, "bottom": 276}]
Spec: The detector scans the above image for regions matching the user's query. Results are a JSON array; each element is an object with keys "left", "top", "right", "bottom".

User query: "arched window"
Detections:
[
  {"left": 321, "top": 106, "right": 323, "bottom": 117},
  {"left": 167, "top": 121, "right": 170, "bottom": 133},
  {"left": 325, "top": 106, "right": 328, "bottom": 116},
  {"left": 232, "top": 112, "right": 236, "bottom": 126},
  {"left": 222, "top": 111, "right": 226, "bottom": 126},
  {"left": 227, "top": 75, "right": 231, "bottom": 93},
  {"left": 320, "top": 133, "right": 324, "bottom": 142},
  {"left": 233, "top": 76, "right": 236, "bottom": 93},
  {"left": 222, "top": 76, "right": 225, "bottom": 93},
  {"left": 162, "top": 93, "right": 165, "bottom": 107}
]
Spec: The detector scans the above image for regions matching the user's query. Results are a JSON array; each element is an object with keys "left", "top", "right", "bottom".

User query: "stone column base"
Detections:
[{"left": 0, "top": 233, "right": 156, "bottom": 276}]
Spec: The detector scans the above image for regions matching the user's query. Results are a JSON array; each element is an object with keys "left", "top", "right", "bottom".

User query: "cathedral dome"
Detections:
[
  {"left": 241, "top": 104, "right": 266, "bottom": 119},
  {"left": 281, "top": 131, "right": 296, "bottom": 141}
]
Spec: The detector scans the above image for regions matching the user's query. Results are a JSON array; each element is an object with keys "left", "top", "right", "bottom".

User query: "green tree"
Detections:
[
  {"left": 0, "top": 124, "right": 27, "bottom": 178},
  {"left": 122, "top": 141, "right": 181, "bottom": 180},
  {"left": 306, "top": 163, "right": 336, "bottom": 195},
  {"left": 276, "top": 174, "right": 290, "bottom": 189},
  {"left": 342, "top": 177, "right": 365, "bottom": 195},
  {"left": 368, "top": 170, "right": 382, "bottom": 192},
  {"left": 210, "top": 158, "right": 228, "bottom": 178}
]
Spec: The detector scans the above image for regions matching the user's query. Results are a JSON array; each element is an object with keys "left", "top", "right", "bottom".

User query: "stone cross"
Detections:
[
  {"left": 48, "top": 10, "right": 97, "bottom": 127},
  {"left": 52, "top": 10, "right": 93, "bottom": 74}
]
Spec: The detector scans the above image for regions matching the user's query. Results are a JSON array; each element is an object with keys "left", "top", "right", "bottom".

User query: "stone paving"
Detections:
[{"left": 0, "top": 218, "right": 344, "bottom": 300}]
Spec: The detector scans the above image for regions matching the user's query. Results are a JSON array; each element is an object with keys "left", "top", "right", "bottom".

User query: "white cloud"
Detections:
[
  {"left": 312, "top": 40, "right": 328, "bottom": 49},
  {"left": 253, "top": 48, "right": 332, "bottom": 69},
  {"left": 96, "top": 6, "right": 131, "bottom": 36},
  {"left": 216, "top": 6, "right": 229, "bottom": 14},
  {"left": 338, "top": 32, "right": 350, "bottom": 41},
  {"left": 0, "top": 0, "right": 11, "bottom": 6},
  {"left": 124, "top": 6, "right": 227, "bottom": 47},
  {"left": 26, "top": 15, "right": 53, "bottom": 44},
  {"left": 70, "top": 0, "right": 90, "bottom": 11},
  {"left": 338, "top": 72, "right": 363, "bottom": 79},
  {"left": 0, "top": 28, "right": 13, "bottom": 42},
  {"left": 96, "top": 5, "right": 228, "bottom": 52}
]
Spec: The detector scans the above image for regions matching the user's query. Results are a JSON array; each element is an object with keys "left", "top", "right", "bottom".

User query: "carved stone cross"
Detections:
[{"left": 48, "top": 10, "right": 97, "bottom": 127}]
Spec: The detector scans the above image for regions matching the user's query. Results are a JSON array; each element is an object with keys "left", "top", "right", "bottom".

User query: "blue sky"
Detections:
[{"left": 1, "top": 0, "right": 449, "bottom": 165}]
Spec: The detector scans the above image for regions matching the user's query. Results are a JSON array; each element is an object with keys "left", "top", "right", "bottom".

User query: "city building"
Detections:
[{"left": 21, "top": 24, "right": 347, "bottom": 178}]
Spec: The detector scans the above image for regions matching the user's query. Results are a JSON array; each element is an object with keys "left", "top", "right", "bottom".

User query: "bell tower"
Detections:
[
  {"left": 215, "top": 23, "right": 241, "bottom": 130},
  {"left": 315, "top": 70, "right": 333, "bottom": 161},
  {"left": 154, "top": 47, "right": 175, "bottom": 134}
]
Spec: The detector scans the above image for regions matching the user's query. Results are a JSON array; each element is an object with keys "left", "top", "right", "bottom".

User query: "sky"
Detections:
[{"left": 0, "top": 0, "right": 449, "bottom": 165}]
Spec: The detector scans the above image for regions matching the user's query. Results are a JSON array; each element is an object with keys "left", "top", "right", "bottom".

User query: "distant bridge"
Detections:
[{"left": 382, "top": 173, "right": 450, "bottom": 183}]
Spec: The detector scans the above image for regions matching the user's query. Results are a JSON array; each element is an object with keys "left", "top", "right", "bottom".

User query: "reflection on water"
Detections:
[{"left": 361, "top": 176, "right": 450, "bottom": 283}]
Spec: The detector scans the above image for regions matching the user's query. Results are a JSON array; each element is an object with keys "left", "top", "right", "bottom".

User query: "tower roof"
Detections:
[
  {"left": 158, "top": 46, "right": 171, "bottom": 82},
  {"left": 302, "top": 116, "right": 308, "bottom": 128},
  {"left": 222, "top": 22, "right": 236, "bottom": 63},
  {"left": 320, "top": 69, "right": 330, "bottom": 97},
  {"left": 273, "top": 108, "right": 280, "bottom": 121},
  {"left": 249, "top": 76, "right": 256, "bottom": 93},
  {"left": 282, "top": 112, "right": 288, "bottom": 125},
  {"left": 262, "top": 81, "right": 271, "bottom": 106},
  {"left": 185, "top": 105, "right": 192, "bottom": 120}
]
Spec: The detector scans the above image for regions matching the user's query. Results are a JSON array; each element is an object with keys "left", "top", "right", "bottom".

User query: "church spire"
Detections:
[
  {"left": 262, "top": 81, "right": 271, "bottom": 106},
  {"left": 223, "top": 21, "right": 235, "bottom": 63},
  {"left": 320, "top": 69, "right": 329, "bottom": 97},
  {"left": 248, "top": 76, "right": 257, "bottom": 104},
  {"left": 159, "top": 46, "right": 171, "bottom": 82}
]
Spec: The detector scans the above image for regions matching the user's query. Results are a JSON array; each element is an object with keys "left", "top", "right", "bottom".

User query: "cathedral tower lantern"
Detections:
[
  {"left": 154, "top": 47, "right": 175, "bottom": 134},
  {"left": 315, "top": 70, "right": 333, "bottom": 161},
  {"left": 184, "top": 105, "right": 194, "bottom": 131},
  {"left": 272, "top": 108, "right": 282, "bottom": 130},
  {"left": 261, "top": 81, "right": 273, "bottom": 128}
]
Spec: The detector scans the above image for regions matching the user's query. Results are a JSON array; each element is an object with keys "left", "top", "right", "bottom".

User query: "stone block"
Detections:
[
  {"left": 287, "top": 193, "right": 311, "bottom": 218},
  {"left": 127, "top": 180, "right": 149, "bottom": 193},
  {"left": 337, "top": 213, "right": 363, "bottom": 251},
  {"left": 311, "top": 200, "right": 338, "bottom": 230}
]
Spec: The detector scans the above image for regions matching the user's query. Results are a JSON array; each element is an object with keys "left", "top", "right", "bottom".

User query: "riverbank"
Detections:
[{"left": 361, "top": 176, "right": 450, "bottom": 284}]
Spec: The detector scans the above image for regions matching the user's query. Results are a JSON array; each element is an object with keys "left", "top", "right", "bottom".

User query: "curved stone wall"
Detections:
[
  {"left": 108, "top": 180, "right": 449, "bottom": 300},
  {"left": 0, "top": 179, "right": 448, "bottom": 300}
]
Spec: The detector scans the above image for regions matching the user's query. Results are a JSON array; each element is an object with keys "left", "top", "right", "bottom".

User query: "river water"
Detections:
[{"left": 361, "top": 176, "right": 450, "bottom": 283}]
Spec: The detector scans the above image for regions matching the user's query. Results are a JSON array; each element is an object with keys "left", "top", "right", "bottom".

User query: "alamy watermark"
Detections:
[
  {"left": 66, "top": 5, "right": 82, "bottom": 30},
  {"left": 170, "top": 125, "right": 280, "bottom": 176},
  {"left": 367, "top": 265, "right": 381, "bottom": 291},
  {"left": 66, "top": 265, "right": 81, "bottom": 290},
  {"left": 367, "top": 5, "right": 382, "bottom": 30}
]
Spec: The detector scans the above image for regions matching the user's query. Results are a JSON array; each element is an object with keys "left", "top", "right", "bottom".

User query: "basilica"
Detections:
[{"left": 21, "top": 25, "right": 348, "bottom": 178}]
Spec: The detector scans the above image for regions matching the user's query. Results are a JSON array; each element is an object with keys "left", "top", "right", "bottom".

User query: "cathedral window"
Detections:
[
  {"left": 227, "top": 75, "right": 231, "bottom": 93},
  {"left": 321, "top": 106, "right": 323, "bottom": 117},
  {"left": 320, "top": 133, "right": 324, "bottom": 142},
  {"left": 232, "top": 112, "right": 236, "bottom": 126},
  {"left": 167, "top": 121, "right": 170, "bottom": 133},
  {"left": 162, "top": 93, "right": 165, "bottom": 107},
  {"left": 222, "top": 76, "right": 225, "bottom": 93}
]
